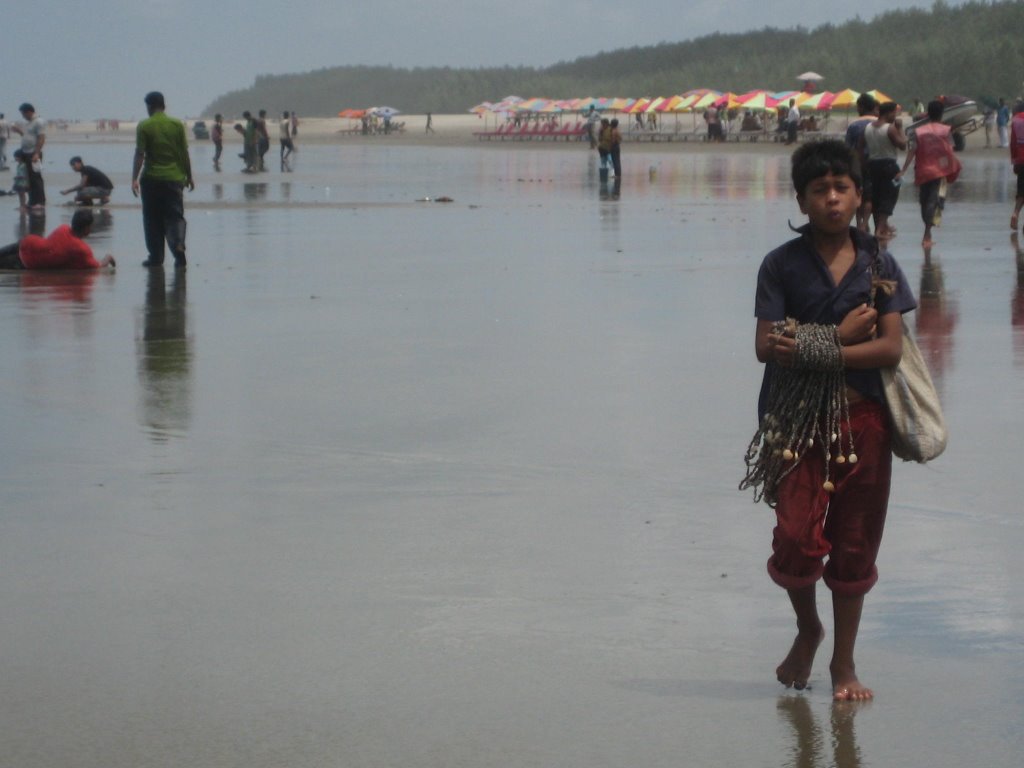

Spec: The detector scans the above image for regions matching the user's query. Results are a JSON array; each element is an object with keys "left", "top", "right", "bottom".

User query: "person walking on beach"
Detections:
[
  {"left": 609, "top": 118, "right": 623, "bottom": 178},
  {"left": 585, "top": 106, "right": 600, "bottom": 149},
  {"left": 61, "top": 156, "right": 114, "bottom": 206},
  {"left": 425, "top": 112, "right": 434, "bottom": 134},
  {"left": 240, "top": 111, "right": 257, "bottom": 171},
  {"left": 596, "top": 118, "right": 612, "bottom": 173},
  {"left": 10, "top": 103, "right": 46, "bottom": 211},
  {"left": 280, "top": 111, "right": 295, "bottom": 169},
  {"left": 131, "top": 91, "right": 193, "bottom": 269},
  {"left": 997, "top": 97, "right": 1011, "bottom": 148},
  {"left": 861, "top": 101, "right": 907, "bottom": 239},
  {"left": 0, "top": 113, "right": 9, "bottom": 170},
  {"left": 256, "top": 110, "right": 270, "bottom": 171},
  {"left": 211, "top": 114, "right": 224, "bottom": 169},
  {"left": 785, "top": 99, "right": 801, "bottom": 145},
  {"left": 742, "top": 139, "right": 916, "bottom": 701},
  {"left": 897, "top": 100, "right": 962, "bottom": 246},
  {"left": 845, "top": 94, "right": 878, "bottom": 232},
  {"left": 1008, "top": 102, "right": 1024, "bottom": 231}
]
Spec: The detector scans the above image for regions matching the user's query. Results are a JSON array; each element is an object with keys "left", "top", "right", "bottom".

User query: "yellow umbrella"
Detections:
[
  {"left": 830, "top": 88, "right": 861, "bottom": 110},
  {"left": 866, "top": 89, "right": 895, "bottom": 105},
  {"left": 671, "top": 93, "right": 700, "bottom": 112},
  {"left": 692, "top": 91, "right": 720, "bottom": 110}
]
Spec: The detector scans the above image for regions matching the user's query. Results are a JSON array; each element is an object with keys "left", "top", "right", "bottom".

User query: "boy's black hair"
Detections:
[
  {"left": 70, "top": 209, "right": 94, "bottom": 235},
  {"left": 791, "top": 139, "right": 860, "bottom": 195},
  {"left": 878, "top": 101, "right": 898, "bottom": 117},
  {"left": 926, "top": 100, "right": 944, "bottom": 122},
  {"left": 855, "top": 93, "right": 877, "bottom": 116}
]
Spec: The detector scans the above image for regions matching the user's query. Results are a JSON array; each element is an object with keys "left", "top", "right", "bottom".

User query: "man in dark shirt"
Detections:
[{"left": 61, "top": 156, "right": 114, "bottom": 206}]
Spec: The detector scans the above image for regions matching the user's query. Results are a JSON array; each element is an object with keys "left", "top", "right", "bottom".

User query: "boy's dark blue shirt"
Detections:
[{"left": 754, "top": 225, "right": 917, "bottom": 419}]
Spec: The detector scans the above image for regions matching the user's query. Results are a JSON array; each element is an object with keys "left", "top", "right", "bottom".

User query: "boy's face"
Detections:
[{"left": 797, "top": 172, "right": 860, "bottom": 234}]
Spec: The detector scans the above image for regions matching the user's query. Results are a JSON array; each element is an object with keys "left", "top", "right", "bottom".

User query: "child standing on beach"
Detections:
[
  {"left": 741, "top": 140, "right": 916, "bottom": 701},
  {"left": 11, "top": 150, "right": 29, "bottom": 212}
]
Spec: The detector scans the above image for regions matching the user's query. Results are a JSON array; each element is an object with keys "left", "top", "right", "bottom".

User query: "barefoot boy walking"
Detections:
[{"left": 742, "top": 140, "right": 916, "bottom": 700}]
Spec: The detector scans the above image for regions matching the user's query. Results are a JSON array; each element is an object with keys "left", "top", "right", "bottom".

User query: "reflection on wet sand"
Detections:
[
  {"left": 915, "top": 245, "right": 958, "bottom": 389},
  {"left": 777, "top": 696, "right": 866, "bottom": 768},
  {"left": 11, "top": 269, "right": 100, "bottom": 309},
  {"left": 1012, "top": 234, "right": 1024, "bottom": 367},
  {"left": 599, "top": 176, "right": 622, "bottom": 201},
  {"left": 243, "top": 182, "right": 268, "bottom": 201},
  {"left": 136, "top": 267, "right": 192, "bottom": 441}
]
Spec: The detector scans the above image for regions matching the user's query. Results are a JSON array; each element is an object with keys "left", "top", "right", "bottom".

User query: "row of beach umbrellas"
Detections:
[
  {"left": 337, "top": 106, "right": 402, "bottom": 119},
  {"left": 469, "top": 88, "right": 895, "bottom": 116}
]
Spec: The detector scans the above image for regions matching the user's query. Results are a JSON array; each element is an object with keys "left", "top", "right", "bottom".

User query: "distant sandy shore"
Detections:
[{"left": 48, "top": 112, "right": 997, "bottom": 154}]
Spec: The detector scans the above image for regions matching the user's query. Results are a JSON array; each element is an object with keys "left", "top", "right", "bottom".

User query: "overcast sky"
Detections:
[{"left": 8, "top": 0, "right": 954, "bottom": 120}]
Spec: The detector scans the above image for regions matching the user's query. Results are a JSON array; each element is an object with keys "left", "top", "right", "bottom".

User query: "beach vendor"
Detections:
[
  {"left": 0, "top": 209, "right": 116, "bottom": 270},
  {"left": 741, "top": 140, "right": 916, "bottom": 701},
  {"left": 897, "top": 100, "right": 962, "bottom": 246}
]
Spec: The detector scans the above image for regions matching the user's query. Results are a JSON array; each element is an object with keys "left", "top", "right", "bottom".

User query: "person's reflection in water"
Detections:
[
  {"left": 915, "top": 245, "right": 958, "bottom": 387},
  {"left": 1012, "top": 234, "right": 1024, "bottom": 367},
  {"left": 16, "top": 208, "right": 46, "bottom": 238},
  {"left": 136, "top": 266, "right": 193, "bottom": 441},
  {"left": 280, "top": 181, "right": 291, "bottom": 201},
  {"left": 599, "top": 176, "right": 622, "bottom": 201},
  {"left": 212, "top": 183, "right": 224, "bottom": 202},
  {"left": 777, "top": 696, "right": 866, "bottom": 768},
  {"left": 87, "top": 209, "right": 113, "bottom": 235},
  {"left": 243, "top": 182, "right": 267, "bottom": 201}
]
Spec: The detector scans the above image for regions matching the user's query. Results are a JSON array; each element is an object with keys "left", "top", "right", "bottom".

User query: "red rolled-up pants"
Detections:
[{"left": 767, "top": 400, "right": 892, "bottom": 597}]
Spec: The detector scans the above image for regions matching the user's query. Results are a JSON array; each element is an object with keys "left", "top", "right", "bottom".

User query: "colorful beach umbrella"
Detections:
[
  {"left": 866, "top": 89, "right": 895, "bottom": 105},
  {"left": 738, "top": 90, "right": 772, "bottom": 112},
  {"left": 671, "top": 93, "right": 700, "bottom": 112},
  {"left": 830, "top": 89, "right": 861, "bottom": 110},
  {"left": 798, "top": 91, "right": 835, "bottom": 111}
]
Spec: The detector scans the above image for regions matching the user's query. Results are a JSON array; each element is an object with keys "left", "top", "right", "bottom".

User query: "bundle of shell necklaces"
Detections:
[{"left": 740, "top": 318, "right": 856, "bottom": 506}]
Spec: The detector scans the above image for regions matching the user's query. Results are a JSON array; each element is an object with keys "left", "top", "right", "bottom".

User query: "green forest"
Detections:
[{"left": 203, "top": 0, "right": 1024, "bottom": 117}]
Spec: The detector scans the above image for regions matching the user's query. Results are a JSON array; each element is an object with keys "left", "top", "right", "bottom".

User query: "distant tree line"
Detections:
[{"left": 203, "top": 1, "right": 1024, "bottom": 118}]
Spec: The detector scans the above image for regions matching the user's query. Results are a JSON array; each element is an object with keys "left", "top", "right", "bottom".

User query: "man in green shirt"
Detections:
[{"left": 131, "top": 91, "right": 194, "bottom": 268}]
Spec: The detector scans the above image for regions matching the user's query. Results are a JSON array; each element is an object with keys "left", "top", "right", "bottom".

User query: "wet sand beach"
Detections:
[{"left": 0, "top": 139, "right": 1021, "bottom": 767}]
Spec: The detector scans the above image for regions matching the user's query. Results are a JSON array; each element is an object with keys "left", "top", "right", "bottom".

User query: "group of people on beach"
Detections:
[
  {"left": 844, "top": 93, "right": 962, "bottom": 247},
  {"left": 5, "top": 89, "right": 1024, "bottom": 708},
  {"left": 220, "top": 109, "right": 297, "bottom": 172},
  {"left": 2, "top": 91, "right": 193, "bottom": 272}
]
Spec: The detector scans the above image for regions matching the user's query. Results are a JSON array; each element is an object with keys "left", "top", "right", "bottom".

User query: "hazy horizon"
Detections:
[{"left": 8, "top": 0, "right": 962, "bottom": 120}]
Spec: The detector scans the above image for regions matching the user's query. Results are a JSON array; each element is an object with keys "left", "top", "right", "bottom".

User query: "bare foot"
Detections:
[
  {"left": 831, "top": 663, "right": 874, "bottom": 701},
  {"left": 777, "top": 624, "right": 825, "bottom": 690},
  {"left": 1012, "top": 213, "right": 1018, "bottom": 230},
  {"left": 922, "top": 237, "right": 934, "bottom": 247}
]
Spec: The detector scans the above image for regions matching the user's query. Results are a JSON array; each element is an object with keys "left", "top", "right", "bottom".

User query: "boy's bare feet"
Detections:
[
  {"left": 831, "top": 663, "right": 874, "bottom": 701},
  {"left": 776, "top": 623, "right": 825, "bottom": 690},
  {"left": 1011, "top": 213, "right": 1018, "bottom": 230}
]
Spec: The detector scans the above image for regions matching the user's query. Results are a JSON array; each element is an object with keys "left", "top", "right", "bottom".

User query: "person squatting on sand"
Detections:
[
  {"left": 61, "top": 156, "right": 114, "bottom": 206},
  {"left": 741, "top": 140, "right": 916, "bottom": 701},
  {"left": 132, "top": 91, "right": 194, "bottom": 269},
  {"left": 0, "top": 209, "right": 115, "bottom": 270},
  {"left": 897, "top": 99, "right": 962, "bottom": 247}
]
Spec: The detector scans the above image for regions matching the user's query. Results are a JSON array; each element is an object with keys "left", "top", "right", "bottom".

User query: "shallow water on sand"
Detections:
[{"left": 0, "top": 142, "right": 1021, "bottom": 767}]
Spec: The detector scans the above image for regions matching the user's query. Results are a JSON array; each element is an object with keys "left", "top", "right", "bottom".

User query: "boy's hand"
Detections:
[
  {"left": 838, "top": 304, "right": 878, "bottom": 345},
  {"left": 768, "top": 332, "right": 797, "bottom": 366}
]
